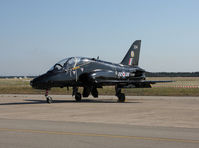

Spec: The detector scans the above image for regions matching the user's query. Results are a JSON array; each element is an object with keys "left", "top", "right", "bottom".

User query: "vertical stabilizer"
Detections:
[{"left": 121, "top": 40, "right": 141, "bottom": 66}]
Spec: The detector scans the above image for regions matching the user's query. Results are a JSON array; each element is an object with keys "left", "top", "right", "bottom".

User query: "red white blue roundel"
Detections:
[
  {"left": 118, "top": 72, "right": 130, "bottom": 78},
  {"left": 122, "top": 72, "right": 125, "bottom": 77}
]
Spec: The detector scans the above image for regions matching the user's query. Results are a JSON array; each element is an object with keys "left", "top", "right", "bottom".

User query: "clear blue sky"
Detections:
[{"left": 0, "top": 0, "right": 199, "bottom": 76}]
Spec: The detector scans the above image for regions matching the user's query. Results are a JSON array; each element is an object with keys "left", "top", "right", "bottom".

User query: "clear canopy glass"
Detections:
[
  {"left": 48, "top": 57, "right": 85, "bottom": 71},
  {"left": 48, "top": 58, "right": 69, "bottom": 71}
]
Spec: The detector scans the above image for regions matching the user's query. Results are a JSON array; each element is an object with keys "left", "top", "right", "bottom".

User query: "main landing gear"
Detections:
[
  {"left": 73, "top": 87, "right": 82, "bottom": 102},
  {"left": 45, "top": 89, "right": 53, "bottom": 104},
  {"left": 44, "top": 86, "right": 125, "bottom": 103},
  {"left": 115, "top": 86, "right": 125, "bottom": 103}
]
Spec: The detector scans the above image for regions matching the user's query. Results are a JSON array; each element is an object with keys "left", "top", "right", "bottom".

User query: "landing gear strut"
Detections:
[
  {"left": 73, "top": 87, "right": 82, "bottom": 102},
  {"left": 115, "top": 85, "right": 125, "bottom": 103},
  {"left": 45, "top": 89, "right": 53, "bottom": 104}
]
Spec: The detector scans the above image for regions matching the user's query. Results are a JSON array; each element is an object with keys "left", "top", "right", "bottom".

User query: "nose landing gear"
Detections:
[{"left": 45, "top": 90, "right": 53, "bottom": 104}]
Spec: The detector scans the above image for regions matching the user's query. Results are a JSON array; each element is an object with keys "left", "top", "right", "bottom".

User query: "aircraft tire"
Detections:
[
  {"left": 117, "top": 93, "right": 125, "bottom": 103},
  {"left": 46, "top": 96, "right": 53, "bottom": 104},
  {"left": 83, "top": 87, "right": 90, "bottom": 97},
  {"left": 75, "top": 93, "right": 82, "bottom": 102},
  {"left": 91, "top": 87, "right": 98, "bottom": 98}
]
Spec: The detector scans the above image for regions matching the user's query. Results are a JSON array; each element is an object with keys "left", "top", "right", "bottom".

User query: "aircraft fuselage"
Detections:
[{"left": 30, "top": 57, "right": 145, "bottom": 90}]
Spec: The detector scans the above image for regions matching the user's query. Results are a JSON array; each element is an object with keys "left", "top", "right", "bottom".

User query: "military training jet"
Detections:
[{"left": 30, "top": 40, "right": 171, "bottom": 103}]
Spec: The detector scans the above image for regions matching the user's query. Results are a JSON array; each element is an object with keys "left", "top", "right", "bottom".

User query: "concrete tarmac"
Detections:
[
  {"left": 0, "top": 95, "right": 199, "bottom": 147},
  {"left": 0, "top": 119, "right": 199, "bottom": 148}
]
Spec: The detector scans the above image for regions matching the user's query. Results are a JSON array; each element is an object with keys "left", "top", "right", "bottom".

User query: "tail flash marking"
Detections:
[{"left": 128, "top": 58, "right": 133, "bottom": 65}]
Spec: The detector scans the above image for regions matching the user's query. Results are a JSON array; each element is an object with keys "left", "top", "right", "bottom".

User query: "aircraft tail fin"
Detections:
[{"left": 121, "top": 40, "right": 141, "bottom": 66}]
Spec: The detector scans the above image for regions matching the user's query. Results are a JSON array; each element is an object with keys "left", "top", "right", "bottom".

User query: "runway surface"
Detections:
[
  {"left": 0, "top": 95, "right": 199, "bottom": 147},
  {"left": 0, "top": 118, "right": 199, "bottom": 148}
]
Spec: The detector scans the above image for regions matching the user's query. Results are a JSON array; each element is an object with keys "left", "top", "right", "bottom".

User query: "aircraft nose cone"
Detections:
[
  {"left": 30, "top": 78, "right": 39, "bottom": 88},
  {"left": 30, "top": 80, "right": 33, "bottom": 86},
  {"left": 30, "top": 74, "right": 49, "bottom": 89}
]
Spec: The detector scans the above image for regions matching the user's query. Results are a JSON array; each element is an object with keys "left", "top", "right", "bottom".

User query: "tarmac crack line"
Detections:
[{"left": 0, "top": 128, "right": 199, "bottom": 144}]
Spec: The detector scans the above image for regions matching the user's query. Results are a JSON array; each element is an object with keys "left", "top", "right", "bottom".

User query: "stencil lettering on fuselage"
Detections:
[{"left": 133, "top": 45, "right": 138, "bottom": 49}]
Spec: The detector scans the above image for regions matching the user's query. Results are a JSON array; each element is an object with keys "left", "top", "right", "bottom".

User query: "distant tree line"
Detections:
[
  {"left": 0, "top": 76, "right": 36, "bottom": 79},
  {"left": 146, "top": 72, "right": 199, "bottom": 77}
]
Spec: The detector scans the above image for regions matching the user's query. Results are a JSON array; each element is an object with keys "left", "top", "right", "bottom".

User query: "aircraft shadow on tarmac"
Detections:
[{"left": 0, "top": 99, "right": 141, "bottom": 105}]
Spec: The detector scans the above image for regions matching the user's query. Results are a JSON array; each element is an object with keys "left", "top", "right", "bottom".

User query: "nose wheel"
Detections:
[
  {"left": 46, "top": 96, "right": 53, "bottom": 103},
  {"left": 45, "top": 90, "right": 53, "bottom": 104}
]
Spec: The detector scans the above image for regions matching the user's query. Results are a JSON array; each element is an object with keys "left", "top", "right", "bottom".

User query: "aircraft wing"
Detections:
[
  {"left": 90, "top": 79, "right": 173, "bottom": 88},
  {"left": 92, "top": 79, "right": 173, "bottom": 84},
  {"left": 142, "top": 80, "right": 173, "bottom": 84},
  {"left": 121, "top": 80, "right": 173, "bottom": 88},
  {"left": 80, "top": 71, "right": 173, "bottom": 88}
]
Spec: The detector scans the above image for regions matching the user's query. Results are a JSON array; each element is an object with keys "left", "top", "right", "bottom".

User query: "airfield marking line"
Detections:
[{"left": 0, "top": 128, "right": 199, "bottom": 144}]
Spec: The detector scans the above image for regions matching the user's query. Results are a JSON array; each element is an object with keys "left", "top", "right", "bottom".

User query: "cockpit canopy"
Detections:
[{"left": 49, "top": 57, "right": 90, "bottom": 72}]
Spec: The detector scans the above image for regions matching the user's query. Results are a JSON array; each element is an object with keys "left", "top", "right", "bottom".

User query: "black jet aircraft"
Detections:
[{"left": 30, "top": 40, "right": 171, "bottom": 103}]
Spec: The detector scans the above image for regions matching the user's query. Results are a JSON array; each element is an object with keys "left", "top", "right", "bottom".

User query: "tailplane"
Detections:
[{"left": 121, "top": 40, "right": 141, "bottom": 66}]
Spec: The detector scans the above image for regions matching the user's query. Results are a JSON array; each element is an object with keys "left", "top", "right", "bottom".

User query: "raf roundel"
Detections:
[{"left": 131, "top": 51, "right": 135, "bottom": 57}]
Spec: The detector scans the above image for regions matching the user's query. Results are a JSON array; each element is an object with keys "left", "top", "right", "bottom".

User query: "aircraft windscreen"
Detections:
[
  {"left": 57, "top": 58, "right": 69, "bottom": 66},
  {"left": 63, "top": 57, "right": 80, "bottom": 69},
  {"left": 48, "top": 58, "right": 69, "bottom": 71}
]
